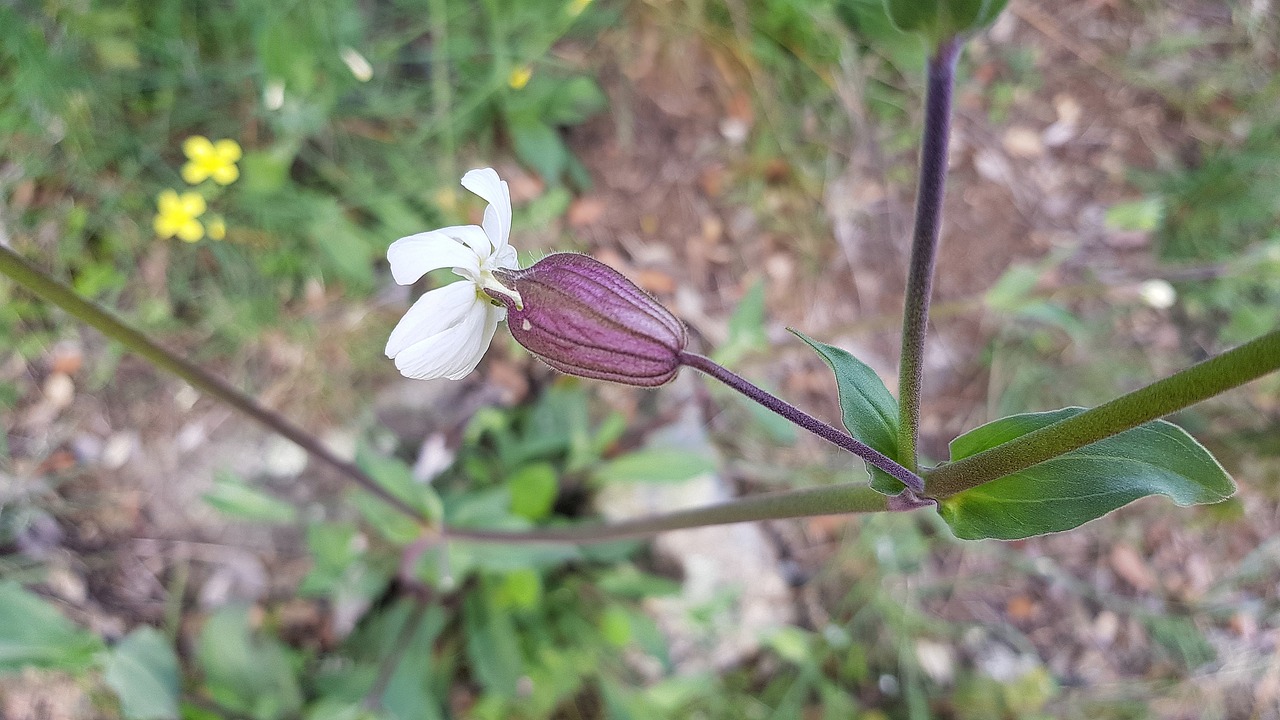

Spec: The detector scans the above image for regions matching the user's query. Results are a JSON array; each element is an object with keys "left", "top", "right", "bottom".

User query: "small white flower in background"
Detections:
[
  {"left": 264, "top": 80, "right": 285, "bottom": 110},
  {"left": 385, "top": 168, "right": 521, "bottom": 380},
  {"left": 1138, "top": 278, "right": 1176, "bottom": 309},
  {"left": 340, "top": 47, "right": 373, "bottom": 82}
]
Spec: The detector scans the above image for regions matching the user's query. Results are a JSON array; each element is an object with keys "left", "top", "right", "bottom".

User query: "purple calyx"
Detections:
[{"left": 488, "top": 253, "right": 687, "bottom": 387}]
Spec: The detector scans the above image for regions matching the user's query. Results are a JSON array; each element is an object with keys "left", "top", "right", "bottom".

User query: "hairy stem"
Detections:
[
  {"left": 445, "top": 482, "right": 889, "bottom": 543},
  {"left": 0, "top": 245, "right": 425, "bottom": 522},
  {"left": 897, "top": 37, "right": 962, "bottom": 471},
  {"left": 925, "top": 329, "right": 1280, "bottom": 497},
  {"left": 679, "top": 351, "right": 924, "bottom": 492}
]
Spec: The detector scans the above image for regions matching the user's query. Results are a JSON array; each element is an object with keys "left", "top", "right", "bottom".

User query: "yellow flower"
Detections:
[
  {"left": 508, "top": 65, "right": 532, "bottom": 90},
  {"left": 154, "top": 190, "right": 207, "bottom": 242},
  {"left": 181, "top": 136, "right": 242, "bottom": 186},
  {"left": 566, "top": 0, "right": 592, "bottom": 17},
  {"left": 206, "top": 216, "right": 227, "bottom": 240}
]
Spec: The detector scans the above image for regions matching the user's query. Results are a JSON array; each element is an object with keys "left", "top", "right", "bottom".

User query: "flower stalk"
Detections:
[
  {"left": 678, "top": 352, "right": 925, "bottom": 493},
  {"left": 898, "top": 36, "right": 962, "bottom": 472}
]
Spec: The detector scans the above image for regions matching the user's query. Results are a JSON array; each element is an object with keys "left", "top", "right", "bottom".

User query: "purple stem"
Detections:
[
  {"left": 678, "top": 351, "right": 924, "bottom": 493},
  {"left": 897, "top": 37, "right": 962, "bottom": 471}
]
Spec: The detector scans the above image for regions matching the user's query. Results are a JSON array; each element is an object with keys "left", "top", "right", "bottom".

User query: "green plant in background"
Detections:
[
  {"left": 3, "top": 0, "right": 1280, "bottom": 717},
  {"left": 0, "top": 0, "right": 608, "bottom": 348}
]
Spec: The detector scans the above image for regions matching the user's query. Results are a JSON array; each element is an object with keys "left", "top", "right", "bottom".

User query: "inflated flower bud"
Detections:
[
  {"left": 488, "top": 253, "right": 687, "bottom": 387},
  {"left": 884, "top": 0, "right": 1007, "bottom": 47}
]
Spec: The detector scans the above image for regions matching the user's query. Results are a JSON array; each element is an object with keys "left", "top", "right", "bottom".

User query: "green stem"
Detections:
[
  {"left": 444, "top": 482, "right": 889, "bottom": 543},
  {"left": 897, "top": 37, "right": 961, "bottom": 472},
  {"left": 0, "top": 245, "right": 425, "bottom": 522},
  {"left": 925, "top": 329, "right": 1280, "bottom": 498}
]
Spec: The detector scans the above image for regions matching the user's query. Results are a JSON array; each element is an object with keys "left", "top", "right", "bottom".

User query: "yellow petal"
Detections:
[
  {"left": 183, "top": 135, "right": 214, "bottom": 161},
  {"left": 179, "top": 192, "right": 206, "bottom": 216},
  {"left": 181, "top": 162, "right": 209, "bottom": 185},
  {"left": 157, "top": 189, "right": 181, "bottom": 212},
  {"left": 211, "top": 164, "right": 239, "bottom": 186},
  {"left": 177, "top": 219, "right": 204, "bottom": 242},
  {"left": 213, "top": 139, "right": 242, "bottom": 163},
  {"left": 508, "top": 65, "right": 532, "bottom": 90},
  {"left": 154, "top": 213, "right": 177, "bottom": 238}
]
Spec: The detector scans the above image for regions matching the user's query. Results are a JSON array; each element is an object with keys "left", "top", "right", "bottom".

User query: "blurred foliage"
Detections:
[{"left": 0, "top": 0, "right": 609, "bottom": 354}]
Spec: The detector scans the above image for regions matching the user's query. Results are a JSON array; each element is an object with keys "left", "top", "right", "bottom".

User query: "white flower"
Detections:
[
  {"left": 385, "top": 168, "right": 521, "bottom": 380},
  {"left": 1138, "top": 278, "right": 1176, "bottom": 310}
]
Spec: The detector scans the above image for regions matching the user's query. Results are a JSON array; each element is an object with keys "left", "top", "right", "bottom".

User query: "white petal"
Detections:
[
  {"left": 387, "top": 226, "right": 488, "bottom": 285},
  {"left": 460, "top": 167, "right": 511, "bottom": 251},
  {"left": 384, "top": 281, "right": 477, "bottom": 359},
  {"left": 491, "top": 242, "right": 519, "bottom": 271},
  {"left": 393, "top": 300, "right": 488, "bottom": 380},
  {"left": 441, "top": 303, "right": 503, "bottom": 380}
]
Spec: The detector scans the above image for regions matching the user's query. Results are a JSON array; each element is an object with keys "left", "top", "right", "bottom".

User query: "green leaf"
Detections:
[
  {"left": 793, "top": 331, "right": 903, "bottom": 493},
  {"left": 203, "top": 472, "right": 298, "bottom": 524},
  {"left": 508, "top": 114, "right": 568, "bottom": 184},
  {"left": 883, "top": 0, "right": 940, "bottom": 37},
  {"left": 464, "top": 585, "right": 523, "bottom": 697},
  {"left": 299, "top": 522, "right": 364, "bottom": 597},
  {"left": 449, "top": 539, "right": 581, "bottom": 574},
  {"left": 1145, "top": 614, "right": 1216, "bottom": 669},
  {"left": 882, "top": 0, "right": 1007, "bottom": 44},
  {"left": 102, "top": 627, "right": 180, "bottom": 720},
  {"left": 196, "top": 605, "right": 303, "bottom": 720},
  {"left": 508, "top": 463, "right": 558, "bottom": 520},
  {"left": 714, "top": 280, "right": 768, "bottom": 367},
  {"left": 493, "top": 569, "right": 542, "bottom": 610},
  {"left": 598, "top": 606, "right": 633, "bottom": 647},
  {"left": 308, "top": 197, "right": 374, "bottom": 291},
  {"left": 1105, "top": 197, "right": 1165, "bottom": 232},
  {"left": 595, "top": 565, "right": 681, "bottom": 599},
  {"left": 836, "top": 0, "right": 926, "bottom": 73},
  {"left": 938, "top": 408, "right": 1235, "bottom": 540},
  {"left": 983, "top": 263, "right": 1041, "bottom": 313},
  {"left": 353, "top": 447, "right": 443, "bottom": 543},
  {"left": 0, "top": 581, "right": 104, "bottom": 672},
  {"left": 544, "top": 76, "right": 608, "bottom": 126},
  {"left": 595, "top": 448, "right": 716, "bottom": 484},
  {"left": 328, "top": 600, "right": 446, "bottom": 720}
]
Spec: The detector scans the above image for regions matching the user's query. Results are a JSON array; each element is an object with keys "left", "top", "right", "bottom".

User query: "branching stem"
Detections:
[{"left": 679, "top": 351, "right": 924, "bottom": 492}]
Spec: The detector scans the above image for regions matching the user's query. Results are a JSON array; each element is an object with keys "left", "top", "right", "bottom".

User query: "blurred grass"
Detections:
[{"left": 0, "top": 0, "right": 611, "bottom": 356}]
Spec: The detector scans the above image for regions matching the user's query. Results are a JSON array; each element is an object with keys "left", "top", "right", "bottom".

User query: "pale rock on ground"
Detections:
[{"left": 595, "top": 374, "right": 794, "bottom": 673}]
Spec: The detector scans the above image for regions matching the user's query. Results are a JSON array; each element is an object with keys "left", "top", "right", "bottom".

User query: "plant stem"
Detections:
[
  {"left": 897, "top": 37, "right": 962, "bottom": 472},
  {"left": 445, "top": 482, "right": 889, "bottom": 543},
  {"left": 0, "top": 245, "right": 425, "bottom": 522},
  {"left": 1, "top": 245, "right": 897, "bottom": 545},
  {"left": 925, "top": 329, "right": 1280, "bottom": 498},
  {"left": 678, "top": 351, "right": 924, "bottom": 492}
]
